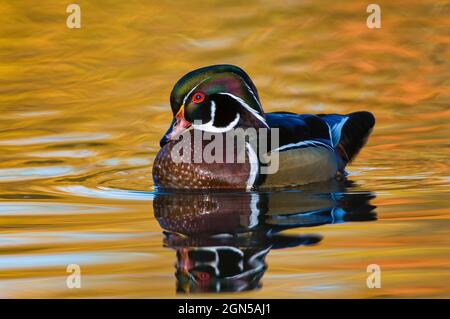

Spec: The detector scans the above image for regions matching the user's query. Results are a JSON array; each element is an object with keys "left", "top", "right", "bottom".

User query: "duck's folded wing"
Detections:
[
  {"left": 265, "top": 112, "right": 333, "bottom": 151},
  {"left": 261, "top": 111, "right": 374, "bottom": 187},
  {"left": 262, "top": 113, "right": 337, "bottom": 186},
  {"left": 266, "top": 111, "right": 375, "bottom": 162}
]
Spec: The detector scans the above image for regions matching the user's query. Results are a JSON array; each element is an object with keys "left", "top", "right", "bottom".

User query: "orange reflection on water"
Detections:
[{"left": 0, "top": 0, "right": 449, "bottom": 298}]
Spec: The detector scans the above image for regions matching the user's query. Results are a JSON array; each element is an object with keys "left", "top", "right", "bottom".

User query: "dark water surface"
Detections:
[{"left": 0, "top": 0, "right": 448, "bottom": 297}]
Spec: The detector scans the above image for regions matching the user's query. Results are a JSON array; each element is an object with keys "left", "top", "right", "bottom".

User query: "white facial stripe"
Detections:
[
  {"left": 182, "top": 76, "right": 211, "bottom": 106},
  {"left": 218, "top": 92, "right": 269, "bottom": 128},
  {"left": 243, "top": 82, "right": 262, "bottom": 109},
  {"left": 194, "top": 113, "right": 240, "bottom": 133},
  {"left": 192, "top": 101, "right": 241, "bottom": 133}
]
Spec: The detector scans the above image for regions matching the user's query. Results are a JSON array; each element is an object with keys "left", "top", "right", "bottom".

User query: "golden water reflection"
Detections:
[{"left": 0, "top": 0, "right": 449, "bottom": 298}]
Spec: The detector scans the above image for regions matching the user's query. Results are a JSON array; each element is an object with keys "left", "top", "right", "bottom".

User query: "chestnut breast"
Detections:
[{"left": 152, "top": 130, "right": 253, "bottom": 189}]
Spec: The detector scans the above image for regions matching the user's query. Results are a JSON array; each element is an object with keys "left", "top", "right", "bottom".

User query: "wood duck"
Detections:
[{"left": 153, "top": 64, "right": 375, "bottom": 190}]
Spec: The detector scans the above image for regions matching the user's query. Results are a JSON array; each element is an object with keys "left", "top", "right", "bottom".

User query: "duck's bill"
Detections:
[
  {"left": 160, "top": 105, "right": 192, "bottom": 147},
  {"left": 168, "top": 116, "right": 191, "bottom": 140}
]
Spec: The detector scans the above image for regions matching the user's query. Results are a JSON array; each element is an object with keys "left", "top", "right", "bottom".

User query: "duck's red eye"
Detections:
[
  {"left": 192, "top": 92, "right": 205, "bottom": 104},
  {"left": 196, "top": 272, "right": 210, "bottom": 282}
]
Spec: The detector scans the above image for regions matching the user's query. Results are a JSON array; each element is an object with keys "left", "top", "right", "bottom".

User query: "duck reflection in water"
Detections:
[{"left": 153, "top": 180, "right": 376, "bottom": 293}]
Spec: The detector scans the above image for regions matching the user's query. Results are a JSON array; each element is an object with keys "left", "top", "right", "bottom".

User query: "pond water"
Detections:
[{"left": 0, "top": 0, "right": 448, "bottom": 298}]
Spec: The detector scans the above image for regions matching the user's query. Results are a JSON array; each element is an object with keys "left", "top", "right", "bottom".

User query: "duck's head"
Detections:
[{"left": 160, "top": 64, "right": 268, "bottom": 147}]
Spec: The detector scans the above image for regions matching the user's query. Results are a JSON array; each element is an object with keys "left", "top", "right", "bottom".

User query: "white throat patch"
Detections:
[{"left": 192, "top": 101, "right": 241, "bottom": 133}]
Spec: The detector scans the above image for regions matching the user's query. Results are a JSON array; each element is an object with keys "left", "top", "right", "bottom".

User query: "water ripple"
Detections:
[
  {"left": 0, "top": 166, "right": 79, "bottom": 182},
  {"left": 0, "top": 133, "right": 110, "bottom": 146},
  {"left": 56, "top": 185, "right": 155, "bottom": 201}
]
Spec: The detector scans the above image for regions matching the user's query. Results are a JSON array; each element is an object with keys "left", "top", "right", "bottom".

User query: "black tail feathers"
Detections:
[{"left": 338, "top": 111, "right": 375, "bottom": 163}]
